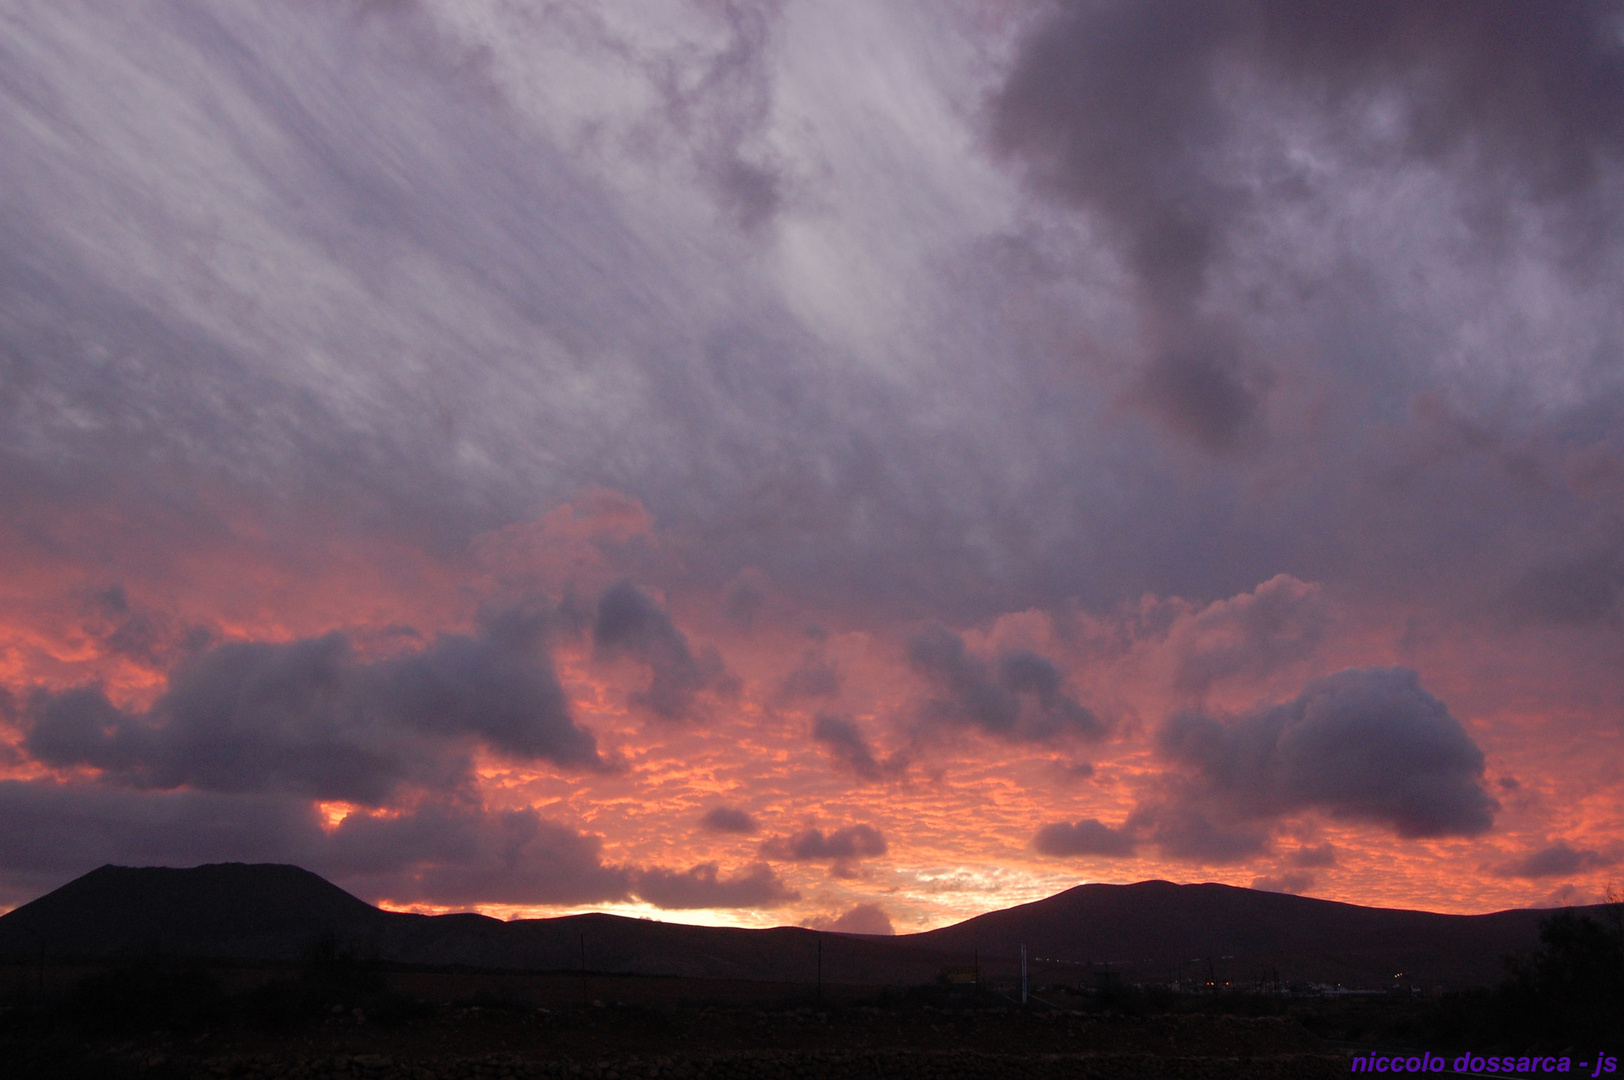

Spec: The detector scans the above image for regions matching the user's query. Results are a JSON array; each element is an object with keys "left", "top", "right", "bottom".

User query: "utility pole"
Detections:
[
  {"left": 816, "top": 932, "right": 823, "bottom": 1005},
  {"left": 580, "top": 933, "right": 588, "bottom": 1003},
  {"left": 1020, "top": 944, "right": 1028, "bottom": 1006}
]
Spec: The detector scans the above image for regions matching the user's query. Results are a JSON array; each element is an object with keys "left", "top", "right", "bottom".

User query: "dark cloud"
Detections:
[
  {"left": 1156, "top": 667, "right": 1498, "bottom": 838},
  {"left": 776, "top": 651, "right": 841, "bottom": 701},
  {"left": 0, "top": 781, "right": 624, "bottom": 911},
  {"left": 1131, "top": 324, "right": 1261, "bottom": 454},
  {"left": 1251, "top": 871, "right": 1315, "bottom": 895},
  {"left": 21, "top": 611, "right": 606, "bottom": 804},
  {"left": 993, "top": 0, "right": 1624, "bottom": 449},
  {"left": 1048, "top": 759, "right": 1096, "bottom": 783},
  {"left": 1503, "top": 544, "right": 1624, "bottom": 626},
  {"left": 643, "top": 0, "right": 786, "bottom": 231},
  {"left": 0, "top": 780, "right": 805, "bottom": 912},
  {"left": 0, "top": 780, "right": 319, "bottom": 907},
  {"left": 630, "top": 862, "right": 799, "bottom": 910},
  {"left": 79, "top": 585, "right": 209, "bottom": 669},
  {"left": 762, "top": 825, "right": 887, "bottom": 865},
  {"left": 1032, "top": 817, "right": 1137, "bottom": 857},
  {"left": 721, "top": 569, "right": 769, "bottom": 628},
  {"left": 804, "top": 902, "right": 894, "bottom": 936},
  {"left": 593, "top": 581, "right": 736, "bottom": 721},
  {"left": 323, "top": 803, "right": 632, "bottom": 907},
  {"left": 1287, "top": 843, "right": 1337, "bottom": 868},
  {"left": 699, "top": 806, "right": 758, "bottom": 834},
  {"left": 1167, "top": 575, "right": 1329, "bottom": 694},
  {"left": 1491, "top": 842, "right": 1611, "bottom": 880},
  {"left": 907, "top": 624, "right": 1107, "bottom": 745},
  {"left": 1126, "top": 802, "right": 1273, "bottom": 864},
  {"left": 811, "top": 713, "right": 906, "bottom": 781}
]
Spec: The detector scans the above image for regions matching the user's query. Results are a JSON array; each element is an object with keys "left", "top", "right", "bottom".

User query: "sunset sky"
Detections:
[{"left": 3, "top": 0, "right": 1623, "bottom": 933}]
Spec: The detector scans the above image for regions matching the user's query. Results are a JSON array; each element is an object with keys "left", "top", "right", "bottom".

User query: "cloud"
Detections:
[
  {"left": 1251, "top": 871, "right": 1315, "bottom": 895},
  {"left": 0, "top": 780, "right": 319, "bottom": 906},
  {"left": 593, "top": 581, "right": 736, "bottom": 720},
  {"left": 21, "top": 610, "right": 607, "bottom": 804},
  {"left": 0, "top": 780, "right": 631, "bottom": 908},
  {"left": 991, "top": 0, "right": 1624, "bottom": 450},
  {"left": 811, "top": 713, "right": 906, "bottom": 781},
  {"left": 1156, "top": 667, "right": 1498, "bottom": 838},
  {"left": 1126, "top": 802, "right": 1273, "bottom": 864},
  {"left": 1164, "top": 575, "right": 1329, "bottom": 694},
  {"left": 721, "top": 569, "right": 770, "bottom": 628},
  {"left": 804, "top": 902, "right": 895, "bottom": 936},
  {"left": 699, "top": 806, "right": 758, "bottom": 834},
  {"left": 631, "top": 862, "right": 799, "bottom": 909},
  {"left": 1032, "top": 817, "right": 1138, "bottom": 857},
  {"left": 1491, "top": 842, "right": 1612, "bottom": 880},
  {"left": 907, "top": 624, "right": 1107, "bottom": 745},
  {"left": 777, "top": 651, "right": 841, "bottom": 701},
  {"left": 323, "top": 803, "right": 633, "bottom": 907},
  {"left": 1288, "top": 843, "right": 1337, "bottom": 868},
  {"left": 762, "top": 825, "right": 887, "bottom": 869},
  {"left": 1504, "top": 545, "right": 1624, "bottom": 626},
  {"left": 1048, "top": 759, "right": 1096, "bottom": 783},
  {"left": 0, "top": 779, "right": 807, "bottom": 912}
]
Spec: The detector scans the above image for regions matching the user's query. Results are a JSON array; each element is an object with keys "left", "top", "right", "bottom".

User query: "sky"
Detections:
[{"left": 2, "top": 0, "right": 1623, "bottom": 933}]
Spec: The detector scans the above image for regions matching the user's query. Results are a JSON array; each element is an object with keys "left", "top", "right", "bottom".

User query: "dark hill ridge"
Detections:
[
  {"left": 0, "top": 863, "right": 384, "bottom": 959},
  {"left": 0, "top": 864, "right": 1591, "bottom": 989},
  {"left": 910, "top": 879, "right": 1561, "bottom": 987}
]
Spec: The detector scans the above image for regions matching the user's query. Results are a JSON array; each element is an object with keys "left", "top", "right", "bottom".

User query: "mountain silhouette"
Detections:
[
  {"left": 0, "top": 864, "right": 1583, "bottom": 989},
  {"left": 910, "top": 879, "right": 1562, "bottom": 987},
  {"left": 0, "top": 863, "right": 384, "bottom": 960}
]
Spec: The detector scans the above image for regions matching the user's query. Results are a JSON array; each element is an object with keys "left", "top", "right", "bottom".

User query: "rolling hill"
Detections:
[{"left": 0, "top": 864, "right": 1592, "bottom": 990}]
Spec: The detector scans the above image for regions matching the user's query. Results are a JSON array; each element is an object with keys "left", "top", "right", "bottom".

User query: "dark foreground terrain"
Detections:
[
  {"left": 2, "top": 866, "right": 1618, "bottom": 1077},
  {"left": 6, "top": 957, "right": 1619, "bottom": 1080},
  {"left": 0, "top": 963, "right": 1365, "bottom": 1080}
]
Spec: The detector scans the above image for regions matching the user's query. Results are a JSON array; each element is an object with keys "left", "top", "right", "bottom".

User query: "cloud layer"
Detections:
[{"left": 0, "top": 0, "right": 1621, "bottom": 924}]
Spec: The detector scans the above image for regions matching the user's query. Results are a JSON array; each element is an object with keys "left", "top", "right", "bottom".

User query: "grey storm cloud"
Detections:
[
  {"left": 21, "top": 609, "right": 607, "bottom": 805},
  {"left": 1125, "top": 801, "right": 1274, "bottom": 864},
  {"left": 1039, "top": 669, "right": 1496, "bottom": 865},
  {"left": 2, "top": 0, "right": 1622, "bottom": 632},
  {"left": 323, "top": 802, "right": 633, "bottom": 907},
  {"left": 761, "top": 825, "right": 887, "bottom": 864},
  {"left": 811, "top": 713, "right": 906, "bottom": 781},
  {"left": 699, "top": 806, "right": 758, "bottom": 834},
  {"left": 1032, "top": 817, "right": 1138, "bottom": 858},
  {"left": 1166, "top": 575, "right": 1330, "bottom": 695},
  {"left": 993, "top": 0, "right": 1624, "bottom": 451},
  {"left": 2, "top": 0, "right": 1624, "bottom": 915},
  {"left": 1156, "top": 667, "right": 1499, "bottom": 839},
  {"left": 907, "top": 624, "right": 1107, "bottom": 745},
  {"left": 630, "top": 862, "right": 799, "bottom": 910},
  {"left": 804, "top": 903, "right": 895, "bottom": 936},
  {"left": 0, "top": 780, "right": 799, "bottom": 912},
  {"left": 1490, "top": 842, "right": 1612, "bottom": 880},
  {"left": 776, "top": 651, "right": 841, "bottom": 702},
  {"left": 1033, "top": 807, "right": 1270, "bottom": 866},
  {"left": 593, "top": 581, "right": 737, "bottom": 721},
  {"left": 1504, "top": 544, "right": 1624, "bottom": 627},
  {"left": 1287, "top": 843, "right": 1337, "bottom": 869}
]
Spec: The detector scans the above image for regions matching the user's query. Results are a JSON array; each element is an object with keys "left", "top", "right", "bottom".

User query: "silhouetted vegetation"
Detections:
[
  {"left": 1410, "top": 897, "right": 1624, "bottom": 1049},
  {"left": 1499, "top": 902, "right": 1624, "bottom": 1043}
]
